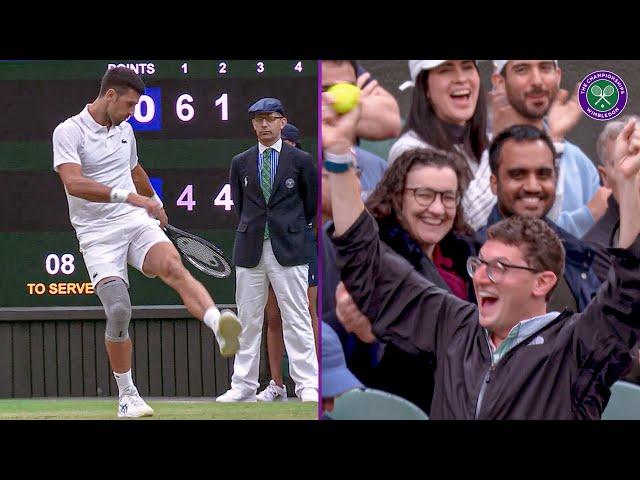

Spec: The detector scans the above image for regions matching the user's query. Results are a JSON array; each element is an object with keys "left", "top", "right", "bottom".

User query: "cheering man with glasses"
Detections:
[
  {"left": 218, "top": 97, "right": 318, "bottom": 403},
  {"left": 323, "top": 91, "right": 640, "bottom": 419}
]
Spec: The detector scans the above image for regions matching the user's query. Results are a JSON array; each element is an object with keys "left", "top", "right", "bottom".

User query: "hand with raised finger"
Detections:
[
  {"left": 613, "top": 118, "right": 640, "bottom": 181},
  {"left": 612, "top": 118, "right": 640, "bottom": 248},
  {"left": 357, "top": 72, "right": 379, "bottom": 98}
]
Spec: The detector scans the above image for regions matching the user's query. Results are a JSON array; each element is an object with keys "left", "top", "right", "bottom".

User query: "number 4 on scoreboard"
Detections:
[
  {"left": 177, "top": 184, "right": 196, "bottom": 211},
  {"left": 214, "top": 184, "right": 233, "bottom": 211},
  {"left": 176, "top": 184, "right": 234, "bottom": 212}
]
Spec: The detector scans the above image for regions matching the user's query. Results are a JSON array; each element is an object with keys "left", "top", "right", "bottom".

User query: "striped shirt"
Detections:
[
  {"left": 485, "top": 311, "right": 561, "bottom": 365},
  {"left": 257, "top": 138, "right": 282, "bottom": 188}
]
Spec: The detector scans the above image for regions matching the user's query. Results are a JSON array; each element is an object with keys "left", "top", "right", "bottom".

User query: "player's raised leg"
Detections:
[{"left": 141, "top": 241, "right": 241, "bottom": 357}]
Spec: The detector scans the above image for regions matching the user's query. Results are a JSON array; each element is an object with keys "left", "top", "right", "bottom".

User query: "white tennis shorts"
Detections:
[{"left": 78, "top": 216, "right": 171, "bottom": 287}]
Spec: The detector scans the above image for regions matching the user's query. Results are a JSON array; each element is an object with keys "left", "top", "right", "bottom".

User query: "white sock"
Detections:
[
  {"left": 113, "top": 369, "right": 136, "bottom": 397},
  {"left": 203, "top": 306, "right": 221, "bottom": 333}
]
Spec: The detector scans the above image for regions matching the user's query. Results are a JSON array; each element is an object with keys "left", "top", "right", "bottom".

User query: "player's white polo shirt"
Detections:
[{"left": 53, "top": 105, "right": 148, "bottom": 241}]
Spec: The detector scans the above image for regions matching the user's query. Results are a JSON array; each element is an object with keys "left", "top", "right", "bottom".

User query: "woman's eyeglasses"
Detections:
[{"left": 404, "top": 187, "right": 460, "bottom": 209}]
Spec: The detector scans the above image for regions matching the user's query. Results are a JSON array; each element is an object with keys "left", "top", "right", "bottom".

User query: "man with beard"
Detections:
[
  {"left": 476, "top": 124, "right": 605, "bottom": 313},
  {"left": 490, "top": 60, "right": 609, "bottom": 239}
]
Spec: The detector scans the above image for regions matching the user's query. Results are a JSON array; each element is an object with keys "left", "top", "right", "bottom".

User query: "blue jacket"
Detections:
[{"left": 476, "top": 206, "right": 602, "bottom": 312}]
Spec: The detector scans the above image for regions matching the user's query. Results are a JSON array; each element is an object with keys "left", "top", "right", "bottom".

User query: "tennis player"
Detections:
[{"left": 52, "top": 67, "right": 241, "bottom": 418}]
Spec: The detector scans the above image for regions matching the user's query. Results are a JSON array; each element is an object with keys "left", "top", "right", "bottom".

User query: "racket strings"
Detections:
[{"left": 176, "top": 236, "right": 231, "bottom": 276}]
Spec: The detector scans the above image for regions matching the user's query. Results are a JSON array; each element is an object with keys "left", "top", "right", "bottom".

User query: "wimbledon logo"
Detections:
[{"left": 578, "top": 70, "right": 627, "bottom": 121}]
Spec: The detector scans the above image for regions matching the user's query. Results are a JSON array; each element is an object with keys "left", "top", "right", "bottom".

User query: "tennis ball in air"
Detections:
[{"left": 328, "top": 83, "right": 361, "bottom": 114}]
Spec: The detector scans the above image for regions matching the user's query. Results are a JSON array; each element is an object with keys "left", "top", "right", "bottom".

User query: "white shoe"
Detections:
[
  {"left": 216, "top": 310, "right": 241, "bottom": 358},
  {"left": 257, "top": 380, "right": 288, "bottom": 402},
  {"left": 215, "top": 389, "right": 257, "bottom": 403},
  {"left": 299, "top": 388, "right": 318, "bottom": 403},
  {"left": 118, "top": 393, "right": 154, "bottom": 418}
]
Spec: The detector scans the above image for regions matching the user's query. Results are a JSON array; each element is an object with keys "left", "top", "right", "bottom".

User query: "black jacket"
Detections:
[
  {"left": 332, "top": 211, "right": 640, "bottom": 419},
  {"left": 325, "top": 215, "right": 476, "bottom": 414},
  {"left": 583, "top": 196, "right": 620, "bottom": 281},
  {"left": 370, "top": 217, "right": 477, "bottom": 414},
  {"left": 230, "top": 142, "right": 316, "bottom": 267}
]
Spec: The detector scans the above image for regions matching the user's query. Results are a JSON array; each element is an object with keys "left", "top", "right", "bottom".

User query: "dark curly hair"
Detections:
[
  {"left": 487, "top": 216, "right": 565, "bottom": 300},
  {"left": 365, "top": 147, "right": 471, "bottom": 234}
]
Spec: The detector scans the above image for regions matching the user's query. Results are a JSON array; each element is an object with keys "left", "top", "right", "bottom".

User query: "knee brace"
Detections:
[{"left": 97, "top": 278, "right": 132, "bottom": 343}]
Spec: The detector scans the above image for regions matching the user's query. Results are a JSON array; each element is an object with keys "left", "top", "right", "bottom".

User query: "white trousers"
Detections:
[{"left": 231, "top": 240, "right": 318, "bottom": 397}]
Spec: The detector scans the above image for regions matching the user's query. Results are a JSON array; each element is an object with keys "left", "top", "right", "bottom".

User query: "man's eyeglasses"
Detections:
[
  {"left": 404, "top": 187, "right": 460, "bottom": 209},
  {"left": 466, "top": 256, "right": 540, "bottom": 283},
  {"left": 252, "top": 115, "right": 284, "bottom": 123}
]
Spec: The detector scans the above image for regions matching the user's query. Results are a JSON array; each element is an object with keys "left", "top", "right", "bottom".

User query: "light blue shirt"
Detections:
[
  {"left": 354, "top": 146, "right": 387, "bottom": 200},
  {"left": 554, "top": 141, "right": 601, "bottom": 238}
]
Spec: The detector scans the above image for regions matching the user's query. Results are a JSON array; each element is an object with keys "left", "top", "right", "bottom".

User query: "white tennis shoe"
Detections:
[
  {"left": 215, "top": 389, "right": 257, "bottom": 403},
  {"left": 215, "top": 309, "right": 242, "bottom": 357},
  {"left": 299, "top": 388, "right": 318, "bottom": 403},
  {"left": 118, "top": 393, "right": 154, "bottom": 418},
  {"left": 257, "top": 380, "right": 288, "bottom": 402}
]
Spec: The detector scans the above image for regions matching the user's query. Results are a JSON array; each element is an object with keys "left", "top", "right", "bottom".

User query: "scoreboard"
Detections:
[{"left": 0, "top": 60, "right": 318, "bottom": 311}]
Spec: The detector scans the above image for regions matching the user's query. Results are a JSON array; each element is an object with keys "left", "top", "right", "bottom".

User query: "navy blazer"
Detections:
[
  {"left": 230, "top": 142, "right": 316, "bottom": 268},
  {"left": 476, "top": 206, "right": 604, "bottom": 312}
]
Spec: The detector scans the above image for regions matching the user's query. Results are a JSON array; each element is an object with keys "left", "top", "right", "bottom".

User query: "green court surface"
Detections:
[{"left": 0, "top": 398, "right": 318, "bottom": 420}]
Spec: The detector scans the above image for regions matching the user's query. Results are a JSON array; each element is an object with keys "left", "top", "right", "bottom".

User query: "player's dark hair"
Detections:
[{"left": 99, "top": 67, "right": 145, "bottom": 97}]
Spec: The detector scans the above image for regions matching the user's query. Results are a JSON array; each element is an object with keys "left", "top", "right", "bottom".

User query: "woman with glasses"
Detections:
[
  {"left": 334, "top": 147, "right": 477, "bottom": 414},
  {"left": 389, "top": 60, "right": 494, "bottom": 231}
]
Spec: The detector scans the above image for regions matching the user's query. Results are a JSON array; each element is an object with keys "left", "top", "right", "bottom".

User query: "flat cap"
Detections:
[{"left": 248, "top": 97, "right": 285, "bottom": 116}]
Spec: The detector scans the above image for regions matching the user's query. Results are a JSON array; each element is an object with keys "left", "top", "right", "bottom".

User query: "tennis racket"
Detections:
[{"left": 163, "top": 224, "right": 232, "bottom": 278}]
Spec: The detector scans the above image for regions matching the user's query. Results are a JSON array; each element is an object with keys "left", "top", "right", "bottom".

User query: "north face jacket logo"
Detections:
[{"left": 528, "top": 336, "right": 545, "bottom": 346}]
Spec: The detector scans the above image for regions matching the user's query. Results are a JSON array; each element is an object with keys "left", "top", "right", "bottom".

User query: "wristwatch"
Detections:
[{"left": 323, "top": 151, "right": 355, "bottom": 173}]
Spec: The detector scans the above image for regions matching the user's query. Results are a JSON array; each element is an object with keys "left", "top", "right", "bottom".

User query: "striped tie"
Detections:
[{"left": 261, "top": 148, "right": 272, "bottom": 239}]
